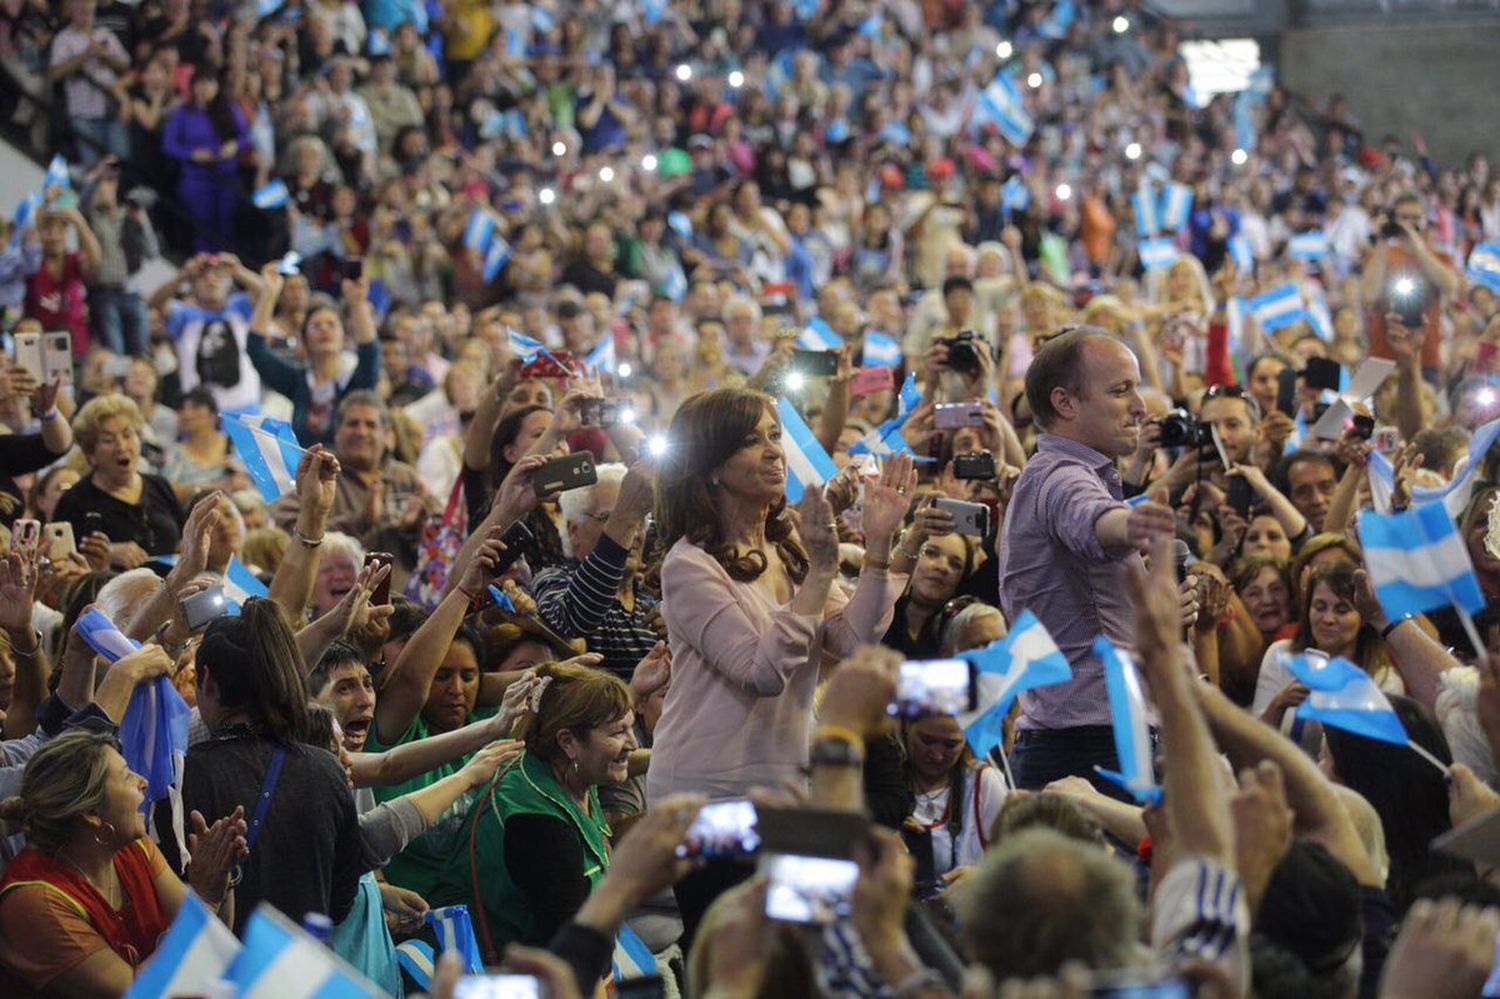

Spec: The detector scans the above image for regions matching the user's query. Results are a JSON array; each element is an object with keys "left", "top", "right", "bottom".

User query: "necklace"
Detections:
[{"left": 56, "top": 848, "right": 122, "bottom": 910}]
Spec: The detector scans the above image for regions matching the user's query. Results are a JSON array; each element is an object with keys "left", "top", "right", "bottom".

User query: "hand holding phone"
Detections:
[{"left": 363, "top": 552, "right": 394, "bottom": 605}]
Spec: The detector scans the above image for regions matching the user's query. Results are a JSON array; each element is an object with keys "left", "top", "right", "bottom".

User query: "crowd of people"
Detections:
[{"left": 0, "top": 0, "right": 1494, "bottom": 995}]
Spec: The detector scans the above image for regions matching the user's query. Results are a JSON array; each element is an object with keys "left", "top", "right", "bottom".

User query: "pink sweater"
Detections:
[{"left": 647, "top": 538, "right": 906, "bottom": 804}]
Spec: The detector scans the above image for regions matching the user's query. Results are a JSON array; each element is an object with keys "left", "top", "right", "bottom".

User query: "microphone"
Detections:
[{"left": 1171, "top": 538, "right": 1192, "bottom": 586}]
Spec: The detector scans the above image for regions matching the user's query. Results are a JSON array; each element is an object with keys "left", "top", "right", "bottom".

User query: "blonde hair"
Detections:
[
  {"left": 0, "top": 731, "right": 119, "bottom": 853},
  {"left": 241, "top": 527, "right": 291, "bottom": 575},
  {"left": 72, "top": 393, "right": 145, "bottom": 455}
]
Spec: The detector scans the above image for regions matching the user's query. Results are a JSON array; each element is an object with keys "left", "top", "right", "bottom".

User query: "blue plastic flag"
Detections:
[
  {"left": 862, "top": 332, "right": 901, "bottom": 368},
  {"left": 1286, "top": 654, "right": 1409, "bottom": 745},
  {"left": 43, "top": 153, "right": 70, "bottom": 192},
  {"left": 956, "top": 611, "right": 1072, "bottom": 760},
  {"left": 585, "top": 335, "right": 616, "bottom": 375},
  {"left": 1409, "top": 415, "right": 1500, "bottom": 519},
  {"left": 796, "top": 317, "right": 842, "bottom": 352},
  {"left": 426, "top": 906, "right": 484, "bottom": 975},
  {"left": 1159, "top": 182, "right": 1194, "bottom": 232},
  {"left": 1358, "top": 503, "right": 1486, "bottom": 620},
  {"left": 487, "top": 584, "right": 516, "bottom": 614},
  {"left": 252, "top": 179, "right": 290, "bottom": 210},
  {"left": 223, "top": 413, "right": 305, "bottom": 502},
  {"left": 227, "top": 906, "right": 379, "bottom": 995},
  {"left": 1093, "top": 636, "right": 1161, "bottom": 805},
  {"left": 776, "top": 397, "right": 837, "bottom": 504},
  {"left": 124, "top": 893, "right": 241, "bottom": 999},
  {"left": 1469, "top": 243, "right": 1500, "bottom": 294}
]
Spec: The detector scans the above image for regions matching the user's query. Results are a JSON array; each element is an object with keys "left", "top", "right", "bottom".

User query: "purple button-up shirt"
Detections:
[{"left": 997, "top": 433, "right": 1144, "bottom": 729}]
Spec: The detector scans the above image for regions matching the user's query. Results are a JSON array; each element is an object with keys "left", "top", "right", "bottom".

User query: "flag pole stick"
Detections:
[
  {"left": 1455, "top": 604, "right": 1493, "bottom": 675},
  {"left": 996, "top": 742, "right": 1017, "bottom": 791},
  {"left": 1407, "top": 739, "right": 1451, "bottom": 777}
]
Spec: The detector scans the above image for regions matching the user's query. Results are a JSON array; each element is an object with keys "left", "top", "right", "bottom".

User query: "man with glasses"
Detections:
[{"left": 1361, "top": 190, "right": 1460, "bottom": 384}]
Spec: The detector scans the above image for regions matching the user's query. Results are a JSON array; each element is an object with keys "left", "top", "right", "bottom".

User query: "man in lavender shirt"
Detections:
[{"left": 997, "top": 327, "right": 1177, "bottom": 793}]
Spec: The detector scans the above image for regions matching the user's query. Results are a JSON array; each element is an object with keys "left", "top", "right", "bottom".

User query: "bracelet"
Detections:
[
  {"left": 8, "top": 631, "right": 39, "bottom": 660},
  {"left": 862, "top": 555, "right": 891, "bottom": 572},
  {"left": 40, "top": 407, "right": 60, "bottom": 421},
  {"left": 812, "top": 724, "right": 865, "bottom": 752},
  {"left": 1381, "top": 616, "right": 1412, "bottom": 640},
  {"left": 895, "top": 535, "right": 921, "bottom": 561},
  {"left": 292, "top": 526, "right": 324, "bottom": 547}
]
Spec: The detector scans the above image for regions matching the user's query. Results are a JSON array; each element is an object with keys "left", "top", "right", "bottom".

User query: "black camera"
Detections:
[
  {"left": 941, "top": 330, "right": 985, "bottom": 376},
  {"left": 1157, "top": 408, "right": 1212, "bottom": 448},
  {"left": 953, "top": 451, "right": 997, "bottom": 480}
]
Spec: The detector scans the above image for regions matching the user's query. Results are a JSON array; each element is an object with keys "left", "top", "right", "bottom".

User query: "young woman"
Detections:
[
  {"left": 881, "top": 532, "right": 974, "bottom": 659},
  {"left": 901, "top": 713, "right": 1009, "bottom": 896}
]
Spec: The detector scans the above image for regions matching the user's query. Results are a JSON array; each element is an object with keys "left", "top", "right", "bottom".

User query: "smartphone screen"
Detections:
[
  {"left": 1227, "top": 476, "right": 1254, "bottom": 519},
  {"left": 1275, "top": 367, "right": 1298, "bottom": 417},
  {"left": 762, "top": 854, "right": 860, "bottom": 924},
  {"left": 42, "top": 332, "right": 72, "bottom": 384},
  {"left": 453, "top": 976, "right": 543, "bottom": 999},
  {"left": 677, "top": 799, "right": 760, "bottom": 859},
  {"left": 890, "top": 658, "right": 976, "bottom": 717}
]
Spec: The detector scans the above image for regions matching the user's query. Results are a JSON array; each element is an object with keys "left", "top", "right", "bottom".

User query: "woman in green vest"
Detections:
[{"left": 452, "top": 659, "right": 636, "bottom": 961}]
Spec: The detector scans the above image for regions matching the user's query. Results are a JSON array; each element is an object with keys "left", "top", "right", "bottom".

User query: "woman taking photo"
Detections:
[
  {"left": 650, "top": 388, "right": 912, "bottom": 931},
  {"left": 454, "top": 660, "right": 636, "bottom": 961},
  {"left": 182, "top": 599, "right": 365, "bottom": 936},
  {"left": 902, "top": 712, "right": 1009, "bottom": 897},
  {"left": 159, "top": 388, "right": 249, "bottom": 503},
  {"left": 246, "top": 262, "right": 381, "bottom": 447},
  {"left": 54, "top": 395, "right": 185, "bottom": 569},
  {"left": 0, "top": 726, "right": 247, "bottom": 996}
]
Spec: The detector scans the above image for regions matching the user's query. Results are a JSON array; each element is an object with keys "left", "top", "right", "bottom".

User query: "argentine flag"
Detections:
[
  {"left": 1002, "top": 176, "right": 1031, "bottom": 216},
  {"left": 224, "top": 556, "right": 270, "bottom": 613},
  {"left": 1159, "top": 182, "right": 1194, "bottom": 232},
  {"left": 975, "top": 73, "right": 1033, "bottom": 147},
  {"left": 1247, "top": 284, "right": 1308, "bottom": 334},
  {"left": 463, "top": 210, "right": 496, "bottom": 253},
  {"left": 1367, "top": 451, "right": 1396, "bottom": 514},
  {"left": 1409, "top": 416, "right": 1500, "bottom": 519},
  {"left": 1288, "top": 230, "right": 1329, "bottom": 262},
  {"left": 226, "top": 905, "right": 382, "bottom": 997},
  {"left": 427, "top": 906, "right": 485, "bottom": 974},
  {"left": 252, "top": 179, "right": 289, "bottom": 210},
  {"left": 1228, "top": 233, "right": 1254, "bottom": 273},
  {"left": 1286, "top": 654, "right": 1409, "bottom": 746},
  {"left": 43, "top": 153, "right": 70, "bottom": 192},
  {"left": 9, "top": 192, "right": 40, "bottom": 247},
  {"left": 613, "top": 923, "right": 658, "bottom": 983},
  {"left": 124, "top": 893, "right": 241, "bottom": 999},
  {"left": 482, "top": 235, "right": 511, "bottom": 282},
  {"left": 1139, "top": 237, "right": 1179, "bottom": 271},
  {"left": 1358, "top": 503, "right": 1486, "bottom": 620},
  {"left": 586, "top": 335, "right": 617, "bottom": 375},
  {"left": 862, "top": 332, "right": 902, "bottom": 368},
  {"left": 1468, "top": 242, "right": 1500, "bottom": 294},
  {"left": 797, "top": 317, "right": 842, "bottom": 352},
  {"left": 532, "top": 5, "right": 556, "bottom": 32},
  {"left": 775, "top": 397, "right": 837, "bottom": 504},
  {"left": 661, "top": 263, "right": 688, "bottom": 302},
  {"left": 508, "top": 328, "right": 547, "bottom": 363},
  {"left": 223, "top": 413, "right": 305, "bottom": 503},
  {"left": 1093, "top": 636, "right": 1161, "bottom": 805},
  {"left": 848, "top": 422, "right": 912, "bottom": 459},
  {"left": 1133, "top": 180, "right": 1160, "bottom": 237},
  {"left": 956, "top": 610, "right": 1071, "bottom": 759}
]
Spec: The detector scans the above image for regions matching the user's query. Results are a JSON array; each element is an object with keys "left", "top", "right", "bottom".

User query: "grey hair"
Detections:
[
  {"left": 557, "top": 463, "right": 628, "bottom": 558},
  {"left": 956, "top": 827, "right": 1143, "bottom": 980},
  {"left": 321, "top": 531, "right": 365, "bottom": 567},
  {"left": 720, "top": 293, "right": 762, "bottom": 325},
  {"left": 96, "top": 568, "right": 163, "bottom": 625},
  {"left": 940, "top": 602, "right": 1006, "bottom": 656}
]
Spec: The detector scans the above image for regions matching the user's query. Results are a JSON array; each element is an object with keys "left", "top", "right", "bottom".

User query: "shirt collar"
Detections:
[{"left": 1037, "top": 433, "right": 1116, "bottom": 472}]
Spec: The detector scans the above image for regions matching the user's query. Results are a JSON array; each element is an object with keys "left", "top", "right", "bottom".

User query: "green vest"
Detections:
[{"left": 452, "top": 751, "right": 611, "bottom": 959}]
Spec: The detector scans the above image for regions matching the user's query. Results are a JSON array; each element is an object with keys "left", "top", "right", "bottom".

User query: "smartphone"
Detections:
[
  {"left": 13, "top": 331, "right": 42, "bottom": 382},
  {"left": 1275, "top": 367, "right": 1299, "bottom": 417},
  {"left": 762, "top": 853, "right": 860, "bottom": 924},
  {"left": 182, "top": 586, "right": 228, "bottom": 631},
  {"left": 533, "top": 453, "right": 598, "bottom": 494},
  {"left": 82, "top": 511, "right": 105, "bottom": 539},
  {"left": 790, "top": 349, "right": 839, "bottom": 378},
  {"left": 1350, "top": 413, "right": 1375, "bottom": 440},
  {"left": 518, "top": 351, "right": 578, "bottom": 380},
  {"left": 454, "top": 976, "right": 546, "bottom": 999},
  {"left": 363, "top": 552, "right": 394, "bottom": 605},
  {"left": 494, "top": 521, "right": 535, "bottom": 574},
  {"left": 953, "top": 451, "right": 996, "bottom": 480},
  {"left": 934, "top": 497, "right": 989, "bottom": 536},
  {"left": 1372, "top": 425, "right": 1401, "bottom": 453},
  {"left": 1388, "top": 277, "right": 1426, "bottom": 327},
  {"left": 890, "top": 658, "right": 977, "bottom": 718},
  {"left": 615, "top": 975, "right": 666, "bottom": 999},
  {"left": 933, "top": 402, "right": 984, "bottom": 430},
  {"left": 341, "top": 258, "right": 364, "bottom": 281},
  {"left": 676, "top": 798, "right": 760, "bottom": 859},
  {"left": 581, "top": 398, "right": 628, "bottom": 428},
  {"left": 1227, "top": 476, "right": 1254, "bottom": 519},
  {"left": 848, "top": 366, "right": 894, "bottom": 398},
  {"left": 1303, "top": 357, "right": 1342, "bottom": 393},
  {"left": 42, "top": 331, "right": 71, "bottom": 383},
  {"left": 11, "top": 518, "right": 40, "bottom": 560},
  {"left": 43, "top": 521, "right": 75, "bottom": 561}
]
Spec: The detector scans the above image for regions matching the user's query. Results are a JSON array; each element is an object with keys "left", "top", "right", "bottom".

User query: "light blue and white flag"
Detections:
[
  {"left": 463, "top": 210, "right": 496, "bottom": 253},
  {"left": 1286, "top": 654, "right": 1408, "bottom": 745},
  {"left": 75, "top": 606, "right": 140, "bottom": 663},
  {"left": 1159, "top": 182, "right": 1194, "bottom": 232},
  {"left": 666, "top": 211, "right": 693, "bottom": 240},
  {"left": 862, "top": 332, "right": 901, "bottom": 368},
  {"left": 896, "top": 371, "right": 922, "bottom": 423},
  {"left": 506, "top": 26, "right": 527, "bottom": 58},
  {"left": 776, "top": 397, "right": 837, "bottom": 504},
  {"left": 1358, "top": 503, "right": 1487, "bottom": 620},
  {"left": 44, "top": 153, "right": 70, "bottom": 192},
  {"left": 1408, "top": 416, "right": 1500, "bottom": 519},
  {"left": 586, "top": 335, "right": 617, "bottom": 375},
  {"left": 613, "top": 923, "right": 658, "bottom": 982},
  {"left": 252, "top": 179, "right": 290, "bottom": 210},
  {"left": 1002, "top": 176, "right": 1031, "bottom": 217},
  {"left": 1228, "top": 233, "right": 1254, "bottom": 273},
  {"left": 9, "top": 192, "right": 40, "bottom": 247},
  {"left": 797, "top": 316, "right": 842, "bottom": 352},
  {"left": 256, "top": 0, "right": 283, "bottom": 17},
  {"left": 642, "top": 0, "right": 667, "bottom": 26},
  {"left": 956, "top": 610, "right": 1071, "bottom": 760},
  {"left": 223, "top": 413, "right": 305, "bottom": 503},
  {"left": 857, "top": 11, "right": 882, "bottom": 35},
  {"left": 1247, "top": 284, "right": 1307, "bottom": 334},
  {"left": 1133, "top": 179, "right": 1160, "bottom": 237},
  {"left": 366, "top": 28, "right": 390, "bottom": 56},
  {"left": 482, "top": 235, "right": 511, "bottom": 282},
  {"left": 1139, "top": 237, "right": 1179, "bottom": 271},
  {"left": 227, "top": 906, "right": 380, "bottom": 997},
  {"left": 124, "top": 893, "right": 241, "bottom": 999},
  {"left": 488, "top": 583, "right": 516, "bottom": 614},
  {"left": 1037, "top": 0, "right": 1075, "bottom": 39},
  {"left": 1307, "top": 298, "right": 1334, "bottom": 341},
  {"left": 224, "top": 556, "right": 269, "bottom": 613},
  {"left": 1288, "top": 230, "right": 1329, "bottom": 261},
  {"left": 1093, "top": 636, "right": 1161, "bottom": 805},
  {"left": 277, "top": 251, "right": 302, "bottom": 275},
  {"left": 1468, "top": 242, "right": 1500, "bottom": 294},
  {"left": 508, "top": 328, "right": 547, "bottom": 363},
  {"left": 1367, "top": 451, "right": 1396, "bottom": 514},
  {"left": 848, "top": 422, "right": 912, "bottom": 459},
  {"left": 427, "top": 906, "right": 484, "bottom": 975},
  {"left": 531, "top": 5, "right": 556, "bottom": 33},
  {"left": 975, "top": 73, "right": 1033, "bottom": 146},
  {"left": 394, "top": 940, "right": 436, "bottom": 989}
]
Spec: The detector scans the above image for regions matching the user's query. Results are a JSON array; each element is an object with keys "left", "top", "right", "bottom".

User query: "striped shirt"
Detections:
[
  {"left": 531, "top": 534, "right": 658, "bottom": 681},
  {"left": 1152, "top": 856, "right": 1250, "bottom": 996}
]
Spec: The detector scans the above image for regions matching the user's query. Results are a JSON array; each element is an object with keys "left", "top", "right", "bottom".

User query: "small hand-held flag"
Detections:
[
  {"left": 775, "top": 397, "right": 837, "bottom": 503},
  {"left": 123, "top": 893, "right": 241, "bottom": 999},
  {"left": 1285, "top": 653, "right": 1449, "bottom": 774},
  {"left": 1093, "top": 636, "right": 1162, "bottom": 804},
  {"left": 796, "top": 317, "right": 842, "bottom": 352},
  {"left": 222, "top": 413, "right": 307, "bottom": 503},
  {"left": 955, "top": 610, "right": 1072, "bottom": 766},
  {"left": 426, "top": 905, "right": 484, "bottom": 974}
]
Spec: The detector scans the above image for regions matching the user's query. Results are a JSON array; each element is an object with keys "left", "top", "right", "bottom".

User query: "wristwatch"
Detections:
[{"left": 810, "top": 737, "right": 865, "bottom": 769}]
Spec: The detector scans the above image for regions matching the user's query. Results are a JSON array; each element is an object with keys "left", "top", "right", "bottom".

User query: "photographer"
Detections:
[{"left": 1360, "top": 191, "right": 1461, "bottom": 384}]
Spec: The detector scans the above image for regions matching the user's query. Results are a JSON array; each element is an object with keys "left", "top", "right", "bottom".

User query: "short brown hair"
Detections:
[
  {"left": 516, "top": 660, "right": 633, "bottom": 763},
  {"left": 1023, "top": 326, "right": 1115, "bottom": 431}
]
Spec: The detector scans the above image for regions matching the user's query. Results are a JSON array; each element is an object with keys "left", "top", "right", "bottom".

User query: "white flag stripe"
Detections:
[
  {"left": 1363, "top": 532, "right": 1475, "bottom": 589},
  {"left": 239, "top": 938, "right": 343, "bottom": 999}
]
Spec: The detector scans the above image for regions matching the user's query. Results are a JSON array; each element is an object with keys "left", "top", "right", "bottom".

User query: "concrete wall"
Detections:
[{"left": 1278, "top": 21, "right": 1500, "bottom": 166}]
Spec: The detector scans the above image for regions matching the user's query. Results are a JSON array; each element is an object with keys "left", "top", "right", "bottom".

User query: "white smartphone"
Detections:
[
  {"left": 762, "top": 853, "right": 860, "bottom": 925},
  {"left": 43, "top": 521, "right": 75, "bottom": 561},
  {"left": 13, "top": 333, "right": 42, "bottom": 382},
  {"left": 934, "top": 497, "right": 989, "bottom": 537},
  {"left": 11, "top": 518, "right": 40, "bottom": 560},
  {"left": 42, "top": 331, "right": 71, "bottom": 384}
]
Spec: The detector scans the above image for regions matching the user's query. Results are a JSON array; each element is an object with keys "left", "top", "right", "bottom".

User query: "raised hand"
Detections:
[
  {"left": 457, "top": 526, "right": 508, "bottom": 596},
  {"left": 630, "top": 640, "right": 671, "bottom": 700},
  {"left": 1124, "top": 501, "right": 1176, "bottom": 550},
  {"left": 459, "top": 739, "right": 525, "bottom": 790},
  {"left": 494, "top": 452, "right": 553, "bottom": 523},
  {"left": 860, "top": 453, "right": 916, "bottom": 545},
  {"left": 186, "top": 805, "right": 248, "bottom": 904},
  {"left": 168, "top": 491, "right": 223, "bottom": 590},
  {"left": 296, "top": 444, "right": 341, "bottom": 525},
  {"left": 0, "top": 553, "right": 38, "bottom": 636}
]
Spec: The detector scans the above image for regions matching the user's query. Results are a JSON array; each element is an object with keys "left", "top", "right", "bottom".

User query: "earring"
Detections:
[{"left": 94, "top": 821, "right": 116, "bottom": 847}]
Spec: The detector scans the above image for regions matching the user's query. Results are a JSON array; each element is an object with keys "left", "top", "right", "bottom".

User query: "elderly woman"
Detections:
[
  {"left": 649, "top": 388, "right": 912, "bottom": 935},
  {"left": 451, "top": 660, "right": 636, "bottom": 961},
  {"left": 247, "top": 263, "right": 381, "bottom": 447},
  {"left": 159, "top": 388, "right": 250, "bottom": 503},
  {"left": 0, "top": 726, "right": 247, "bottom": 995},
  {"left": 53, "top": 394, "right": 185, "bottom": 569}
]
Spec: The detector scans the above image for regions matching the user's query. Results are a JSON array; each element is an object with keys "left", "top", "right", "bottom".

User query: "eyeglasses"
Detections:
[
  {"left": 1203, "top": 383, "right": 1262, "bottom": 420},
  {"left": 937, "top": 594, "right": 981, "bottom": 625}
]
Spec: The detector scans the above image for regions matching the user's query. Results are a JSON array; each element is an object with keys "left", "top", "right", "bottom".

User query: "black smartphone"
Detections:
[
  {"left": 616, "top": 976, "right": 667, "bottom": 999},
  {"left": 790, "top": 349, "right": 839, "bottom": 377},
  {"left": 83, "top": 511, "right": 105, "bottom": 537},
  {"left": 1276, "top": 367, "right": 1299, "bottom": 417},
  {"left": 533, "top": 453, "right": 598, "bottom": 494},
  {"left": 342, "top": 258, "right": 364, "bottom": 281},
  {"left": 953, "top": 451, "right": 996, "bottom": 480},
  {"left": 493, "top": 521, "right": 535, "bottom": 574},
  {"left": 1303, "top": 357, "right": 1342, "bottom": 393},
  {"left": 1227, "top": 476, "right": 1255, "bottom": 518},
  {"left": 1351, "top": 413, "right": 1375, "bottom": 440}
]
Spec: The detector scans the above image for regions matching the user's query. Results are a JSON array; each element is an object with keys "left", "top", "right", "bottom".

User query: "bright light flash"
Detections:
[
  {"left": 620, "top": 406, "right": 637, "bottom": 425},
  {"left": 552, "top": 140, "right": 567, "bottom": 157},
  {"left": 538, "top": 187, "right": 556, "bottom": 205},
  {"left": 1125, "top": 142, "right": 1142, "bottom": 161},
  {"left": 598, "top": 166, "right": 615, "bottom": 183},
  {"left": 1392, "top": 277, "right": 1416, "bottom": 297},
  {"left": 1113, "top": 15, "right": 1129, "bottom": 33},
  {"left": 1055, "top": 183, "right": 1072, "bottom": 201},
  {"left": 1027, "top": 72, "right": 1043, "bottom": 89},
  {"left": 618, "top": 361, "right": 633, "bottom": 378},
  {"left": 995, "top": 41, "right": 1013, "bottom": 59},
  {"left": 785, "top": 371, "right": 806, "bottom": 392},
  {"left": 1478, "top": 387, "right": 1498, "bottom": 408},
  {"left": 647, "top": 434, "right": 668, "bottom": 457},
  {"left": 1231, "top": 148, "right": 1248, "bottom": 166},
  {"left": 675, "top": 63, "right": 692, "bottom": 82},
  {"left": 728, "top": 70, "right": 745, "bottom": 88}
]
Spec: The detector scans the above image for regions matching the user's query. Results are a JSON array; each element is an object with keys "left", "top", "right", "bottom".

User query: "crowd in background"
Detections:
[{"left": 0, "top": 0, "right": 1493, "bottom": 996}]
